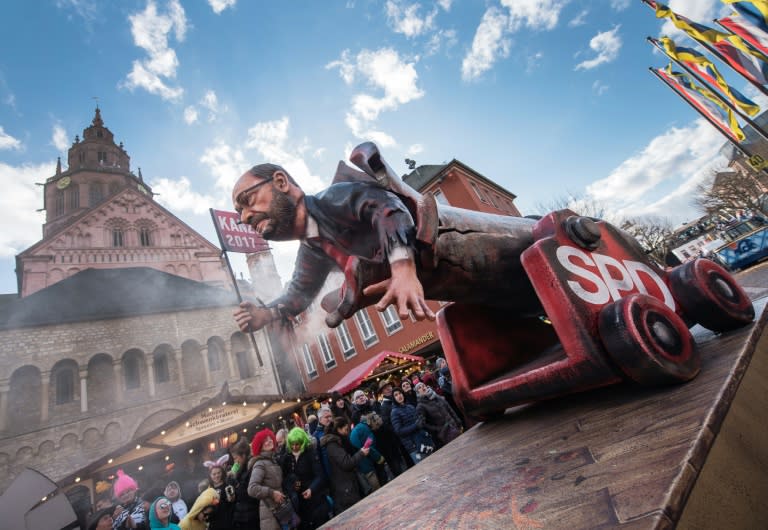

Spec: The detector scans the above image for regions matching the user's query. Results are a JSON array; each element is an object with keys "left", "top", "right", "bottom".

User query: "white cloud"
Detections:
[
  {"left": 586, "top": 119, "right": 727, "bottom": 222},
  {"left": 54, "top": 0, "right": 98, "bottom": 23},
  {"left": 244, "top": 117, "right": 327, "bottom": 193},
  {"left": 183, "top": 106, "right": 198, "bottom": 124},
  {"left": 327, "top": 47, "right": 424, "bottom": 146},
  {"left": 407, "top": 144, "right": 424, "bottom": 155},
  {"left": 385, "top": 0, "right": 438, "bottom": 38},
  {"left": 592, "top": 79, "right": 609, "bottom": 95},
  {"left": 526, "top": 51, "right": 544, "bottom": 73},
  {"left": 610, "top": 0, "right": 630, "bottom": 11},
  {"left": 575, "top": 26, "right": 622, "bottom": 70},
  {"left": 569, "top": 9, "right": 589, "bottom": 27},
  {"left": 0, "top": 126, "right": 21, "bottom": 150},
  {"left": 461, "top": 7, "right": 511, "bottom": 81},
  {"left": 208, "top": 0, "right": 236, "bottom": 14},
  {"left": 51, "top": 123, "right": 69, "bottom": 151},
  {"left": 150, "top": 176, "right": 216, "bottom": 215},
  {"left": 0, "top": 161, "right": 49, "bottom": 256},
  {"left": 437, "top": 0, "right": 452, "bottom": 10},
  {"left": 121, "top": 0, "right": 187, "bottom": 101},
  {"left": 501, "top": 0, "right": 566, "bottom": 31},
  {"left": 425, "top": 28, "right": 458, "bottom": 56}
]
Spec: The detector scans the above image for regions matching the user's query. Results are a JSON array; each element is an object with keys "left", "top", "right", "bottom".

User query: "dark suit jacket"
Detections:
[{"left": 268, "top": 182, "right": 416, "bottom": 316}]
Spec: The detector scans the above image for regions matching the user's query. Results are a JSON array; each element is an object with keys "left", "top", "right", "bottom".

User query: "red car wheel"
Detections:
[{"left": 599, "top": 294, "right": 700, "bottom": 385}]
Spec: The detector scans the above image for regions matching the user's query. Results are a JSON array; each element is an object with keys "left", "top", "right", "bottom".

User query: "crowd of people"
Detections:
[{"left": 85, "top": 360, "right": 464, "bottom": 530}]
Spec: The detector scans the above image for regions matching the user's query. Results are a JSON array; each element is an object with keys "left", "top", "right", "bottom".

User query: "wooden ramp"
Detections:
[{"left": 322, "top": 299, "right": 768, "bottom": 530}]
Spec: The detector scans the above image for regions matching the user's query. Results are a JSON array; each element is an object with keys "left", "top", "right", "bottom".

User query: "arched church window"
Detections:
[
  {"left": 208, "top": 339, "right": 223, "bottom": 372},
  {"left": 55, "top": 191, "right": 65, "bottom": 217},
  {"left": 139, "top": 227, "right": 152, "bottom": 247},
  {"left": 124, "top": 353, "right": 141, "bottom": 389},
  {"left": 89, "top": 182, "right": 103, "bottom": 206},
  {"left": 98, "top": 151, "right": 107, "bottom": 164},
  {"left": 112, "top": 228, "right": 124, "bottom": 247},
  {"left": 154, "top": 352, "right": 170, "bottom": 383},
  {"left": 68, "top": 184, "right": 79, "bottom": 209},
  {"left": 55, "top": 368, "right": 75, "bottom": 405}
]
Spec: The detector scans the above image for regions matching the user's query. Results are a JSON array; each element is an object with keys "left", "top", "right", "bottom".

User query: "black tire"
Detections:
[
  {"left": 599, "top": 294, "right": 700, "bottom": 385},
  {"left": 668, "top": 258, "right": 754, "bottom": 332}
]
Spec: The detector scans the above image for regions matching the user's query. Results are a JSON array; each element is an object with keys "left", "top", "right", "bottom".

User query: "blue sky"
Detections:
[{"left": 0, "top": 0, "right": 755, "bottom": 294}]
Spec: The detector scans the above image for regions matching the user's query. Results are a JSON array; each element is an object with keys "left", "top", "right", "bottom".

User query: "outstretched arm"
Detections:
[{"left": 363, "top": 257, "right": 435, "bottom": 321}]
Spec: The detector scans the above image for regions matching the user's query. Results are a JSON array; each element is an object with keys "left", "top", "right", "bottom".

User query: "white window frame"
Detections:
[
  {"left": 336, "top": 321, "right": 356, "bottom": 359},
  {"left": 469, "top": 181, "right": 489, "bottom": 203},
  {"left": 380, "top": 305, "right": 403, "bottom": 335},
  {"left": 318, "top": 334, "right": 337, "bottom": 370},
  {"left": 433, "top": 189, "right": 449, "bottom": 205},
  {"left": 354, "top": 309, "right": 379, "bottom": 349},
  {"left": 301, "top": 344, "right": 318, "bottom": 379}
]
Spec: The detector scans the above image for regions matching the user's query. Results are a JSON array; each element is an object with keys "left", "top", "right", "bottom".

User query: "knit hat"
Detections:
[
  {"left": 113, "top": 469, "right": 138, "bottom": 498},
  {"left": 286, "top": 427, "right": 311, "bottom": 452},
  {"left": 414, "top": 382, "right": 427, "bottom": 393},
  {"left": 352, "top": 390, "right": 366, "bottom": 401},
  {"left": 87, "top": 506, "right": 114, "bottom": 530},
  {"left": 378, "top": 379, "right": 393, "bottom": 391},
  {"left": 251, "top": 428, "right": 277, "bottom": 457}
]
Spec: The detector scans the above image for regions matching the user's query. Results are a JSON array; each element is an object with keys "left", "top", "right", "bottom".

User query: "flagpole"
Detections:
[
  {"left": 650, "top": 67, "right": 768, "bottom": 175},
  {"left": 648, "top": 36, "right": 768, "bottom": 143},
  {"left": 208, "top": 208, "right": 265, "bottom": 368},
  {"left": 642, "top": 0, "right": 768, "bottom": 97}
]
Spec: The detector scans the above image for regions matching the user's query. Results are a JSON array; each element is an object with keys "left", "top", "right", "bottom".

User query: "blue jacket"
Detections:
[
  {"left": 349, "top": 422, "right": 382, "bottom": 473},
  {"left": 390, "top": 402, "right": 423, "bottom": 453}
]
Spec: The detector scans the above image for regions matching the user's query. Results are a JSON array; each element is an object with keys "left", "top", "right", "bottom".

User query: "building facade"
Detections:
[
  {"left": 16, "top": 107, "right": 230, "bottom": 297},
  {"left": 0, "top": 110, "right": 296, "bottom": 511},
  {"left": 291, "top": 159, "right": 523, "bottom": 394}
]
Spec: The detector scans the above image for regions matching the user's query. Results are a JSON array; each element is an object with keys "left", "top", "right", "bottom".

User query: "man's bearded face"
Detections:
[{"left": 251, "top": 187, "right": 297, "bottom": 241}]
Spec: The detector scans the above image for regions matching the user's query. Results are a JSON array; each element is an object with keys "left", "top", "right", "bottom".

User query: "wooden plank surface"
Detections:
[{"left": 322, "top": 299, "right": 768, "bottom": 530}]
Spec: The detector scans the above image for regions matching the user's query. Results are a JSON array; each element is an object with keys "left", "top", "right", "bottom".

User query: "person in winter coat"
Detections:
[
  {"left": 349, "top": 414, "right": 387, "bottom": 492},
  {"left": 247, "top": 428, "right": 289, "bottom": 530},
  {"left": 179, "top": 487, "right": 219, "bottom": 530},
  {"left": 111, "top": 469, "right": 148, "bottom": 530},
  {"left": 204, "top": 456, "right": 234, "bottom": 530},
  {"left": 148, "top": 497, "right": 181, "bottom": 530},
  {"left": 400, "top": 380, "right": 418, "bottom": 406},
  {"left": 390, "top": 388, "right": 433, "bottom": 465},
  {"left": 228, "top": 439, "right": 261, "bottom": 529},
  {"left": 330, "top": 391, "right": 353, "bottom": 424},
  {"left": 320, "top": 417, "right": 371, "bottom": 514},
  {"left": 415, "top": 382, "right": 463, "bottom": 448},
  {"left": 162, "top": 482, "right": 187, "bottom": 524},
  {"left": 281, "top": 427, "right": 331, "bottom": 529}
]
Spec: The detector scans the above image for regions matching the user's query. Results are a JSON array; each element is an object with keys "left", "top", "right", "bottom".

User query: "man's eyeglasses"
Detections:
[{"left": 234, "top": 177, "right": 274, "bottom": 215}]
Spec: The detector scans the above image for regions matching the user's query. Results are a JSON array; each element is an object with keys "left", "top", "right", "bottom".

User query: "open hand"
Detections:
[
  {"left": 363, "top": 259, "right": 435, "bottom": 321},
  {"left": 233, "top": 301, "right": 274, "bottom": 332}
]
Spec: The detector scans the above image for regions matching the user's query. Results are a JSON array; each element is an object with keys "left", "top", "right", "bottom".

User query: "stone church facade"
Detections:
[{"left": 0, "top": 109, "right": 290, "bottom": 498}]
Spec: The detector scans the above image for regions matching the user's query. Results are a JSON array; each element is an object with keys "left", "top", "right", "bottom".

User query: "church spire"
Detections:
[{"left": 92, "top": 106, "right": 104, "bottom": 128}]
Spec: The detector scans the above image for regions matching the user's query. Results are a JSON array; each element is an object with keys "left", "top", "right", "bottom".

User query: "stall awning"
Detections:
[{"left": 328, "top": 351, "right": 424, "bottom": 394}]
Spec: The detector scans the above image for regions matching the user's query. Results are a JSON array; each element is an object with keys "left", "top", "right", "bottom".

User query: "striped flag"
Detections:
[
  {"left": 722, "top": 1, "right": 768, "bottom": 33},
  {"left": 719, "top": 13, "right": 768, "bottom": 55},
  {"left": 654, "top": 2, "right": 768, "bottom": 86},
  {"left": 658, "top": 36, "right": 760, "bottom": 115},
  {"left": 656, "top": 65, "right": 746, "bottom": 142}
]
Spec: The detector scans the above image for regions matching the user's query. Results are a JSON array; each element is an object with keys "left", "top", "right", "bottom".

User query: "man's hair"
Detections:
[{"left": 249, "top": 163, "right": 298, "bottom": 186}]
